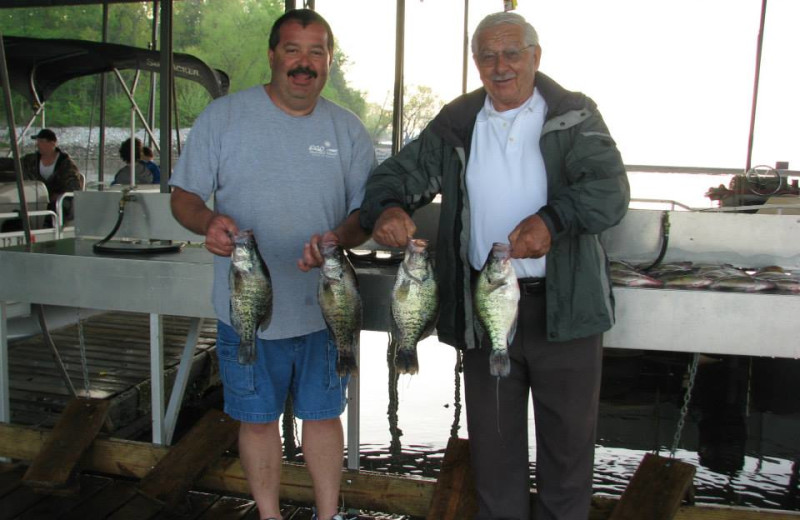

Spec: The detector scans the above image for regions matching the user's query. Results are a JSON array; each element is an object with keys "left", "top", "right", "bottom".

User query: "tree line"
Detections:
[{"left": 0, "top": 1, "right": 442, "bottom": 144}]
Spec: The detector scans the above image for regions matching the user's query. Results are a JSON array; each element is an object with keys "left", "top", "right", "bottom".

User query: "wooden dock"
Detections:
[
  {"left": 0, "top": 462, "right": 400, "bottom": 520},
  {"left": 7, "top": 311, "right": 219, "bottom": 438}
]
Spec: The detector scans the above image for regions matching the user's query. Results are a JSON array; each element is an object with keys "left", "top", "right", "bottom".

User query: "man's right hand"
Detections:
[
  {"left": 204, "top": 214, "right": 239, "bottom": 257},
  {"left": 170, "top": 187, "right": 238, "bottom": 258},
  {"left": 372, "top": 206, "right": 416, "bottom": 248}
]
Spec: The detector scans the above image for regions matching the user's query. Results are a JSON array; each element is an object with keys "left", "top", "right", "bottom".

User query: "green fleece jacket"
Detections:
[{"left": 360, "top": 72, "right": 630, "bottom": 349}]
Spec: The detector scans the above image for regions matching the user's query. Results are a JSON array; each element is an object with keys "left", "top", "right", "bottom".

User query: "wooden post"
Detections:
[
  {"left": 609, "top": 453, "right": 696, "bottom": 520},
  {"left": 426, "top": 437, "right": 477, "bottom": 520},
  {"left": 22, "top": 398, "right": 110, "bottom": 492}
]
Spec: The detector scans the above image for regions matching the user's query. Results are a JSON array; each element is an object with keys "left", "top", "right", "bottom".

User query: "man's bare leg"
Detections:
[
  {"left": 303, "top": 417, "right": 344, "bottom": 519},
  {"left": 239, "top": 421, "right": 283, "bottom": 520}
]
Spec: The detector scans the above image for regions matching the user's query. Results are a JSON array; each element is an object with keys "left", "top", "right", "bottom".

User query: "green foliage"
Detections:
[{"left": 0, "top": 1, "right": 370, "bottom": 127}]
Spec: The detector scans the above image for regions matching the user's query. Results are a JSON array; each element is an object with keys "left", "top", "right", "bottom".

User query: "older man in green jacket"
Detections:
[{"left": 359, "top": 12, "right": 629, "bottom": 520}]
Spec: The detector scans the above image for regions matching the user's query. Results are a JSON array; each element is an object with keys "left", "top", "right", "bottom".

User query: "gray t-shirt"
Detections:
[{"left": 170, "top": 85, "right": 375, "bottom": 339}]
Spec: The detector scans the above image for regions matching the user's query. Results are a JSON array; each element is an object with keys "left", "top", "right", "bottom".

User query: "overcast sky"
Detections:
[{"left": 318, "top": 0, "right": 799, "bottom": 171}]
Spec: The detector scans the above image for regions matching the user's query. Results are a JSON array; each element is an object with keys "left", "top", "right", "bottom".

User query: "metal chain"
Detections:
[
  {"left": 670, "top": 352, "right": 700, "bottom": 457},
  {"left": 76, "top": 308, "right": 91, "bottom": 397}
]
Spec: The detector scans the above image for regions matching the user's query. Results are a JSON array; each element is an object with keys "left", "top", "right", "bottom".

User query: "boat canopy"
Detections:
[{"left": 2, "top": 35, "right": 230, "bottom": 109}]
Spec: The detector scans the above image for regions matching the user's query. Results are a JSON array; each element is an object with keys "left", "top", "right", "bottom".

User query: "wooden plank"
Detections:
[
  {"left": 0, "top": 464, "right": 26, "bottom": 497},
  {"left": 0, "top": 484, "right": 43, "bottom": 520},
  {"left": 138, "top": 409, "right": 239, "bottom": 509},
  {"left": 58, "top": 478, "right": 140, "bottom": 520},
  {"left": 3, "top": 423, "right": 799, "bottom": 520},
  {"left": 609, "top": 453, "right": 696, "bottom": 520},
  {"left": 195, "top": 495, "right": 257, "bottom": 520},
  {"left": 425, "top": 437, "right": 476, "bottom": 520},
  {"left": 15, "top": 473, "right": 113, "bottom": 519},
  {"left": 22, "top": 398, "right": 111, "bottom": 491},
  {"left": 146, "top": 491, "right": 220, "bottom": 519},
  {"left": 105, "top": 493, "right": 165, "bottom": 520}
]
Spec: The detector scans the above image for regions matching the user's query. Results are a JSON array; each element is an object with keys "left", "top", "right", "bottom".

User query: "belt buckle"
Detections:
[{"left": 519, "top": 277, "right": 545, "bottom": 296}]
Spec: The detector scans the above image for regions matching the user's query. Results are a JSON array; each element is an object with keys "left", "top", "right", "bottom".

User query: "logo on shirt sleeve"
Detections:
[{"left": 308, "top": 140, "right": 339, "bottom": 159}]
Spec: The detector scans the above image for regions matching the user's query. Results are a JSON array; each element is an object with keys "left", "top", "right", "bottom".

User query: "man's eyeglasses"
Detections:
[{"left": 476, "top": 44, "right": 534, "bottom": 67}]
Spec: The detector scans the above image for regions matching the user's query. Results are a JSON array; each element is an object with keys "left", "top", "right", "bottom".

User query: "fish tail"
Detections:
[
  {"left": 489, "top": 349, "right": 510, "bottom": 377},
  {"left": 336, "top": 349, "right": 358, "bottom": 377},
  {"left": 238, "top": 335, "right": 257, "bottom": 365},
  {"left": 395, "top": 347, "right": 419, "bottom": 375}
]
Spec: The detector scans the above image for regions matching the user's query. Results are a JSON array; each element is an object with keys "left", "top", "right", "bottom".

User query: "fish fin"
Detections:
[
  {"left": 258, "top": 313, "right": 272, "bottom": 333},
  {"left": 238, "top": 335, "right": 257, "bottom": 365},
  {"left": 507, "top": 313, "right": 518, "bottom": 346},
  {"left": 229, "top": 302, "right": 242, "bottom": 335},
  {"left": 489, "top": 349, "right": 510, "bottom": 377},
  {"left": 336, "top": 349, "right": 358, "bottom": 377},
  {"left": 395, "top": 348, "right": 419, "bottom": 375}
]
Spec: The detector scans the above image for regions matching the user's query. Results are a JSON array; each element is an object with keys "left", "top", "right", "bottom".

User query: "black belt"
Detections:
[{"left": 518, "top": 277, "right": 546, "bottom": 296}]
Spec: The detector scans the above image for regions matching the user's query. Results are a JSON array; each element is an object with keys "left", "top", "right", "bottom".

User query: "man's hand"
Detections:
[
  {"left": 508, "top": 214, "right": 551, "bottom": 259},
  {"left": 372, "top": 207, "right": 416, "bottom": 248},
  {"left": 204, "top": 214, "right": 239, "bottom": 257},
  {"left": 297, "top": 230, "right": 339, "bottom": 272}
]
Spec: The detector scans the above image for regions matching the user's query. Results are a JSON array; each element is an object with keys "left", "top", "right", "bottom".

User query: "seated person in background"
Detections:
[
  {"left": 112, "top": 138, "right": 157, "bottom": 185},
  {"left": 141, "top": 145, "right": 161, "bottom": 184},
  {"left": 21, "top": 128, "right": 83, "bottom": 222}
]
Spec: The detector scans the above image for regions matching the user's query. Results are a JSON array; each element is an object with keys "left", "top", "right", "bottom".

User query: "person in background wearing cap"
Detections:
[{"left": 21, "top": 128, "right": 83, "bottom": 222}]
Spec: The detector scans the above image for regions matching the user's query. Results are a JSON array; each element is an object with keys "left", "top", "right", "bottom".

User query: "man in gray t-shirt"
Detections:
[{"left": 170, "top": 10, "right": 374, "bottom": 520}]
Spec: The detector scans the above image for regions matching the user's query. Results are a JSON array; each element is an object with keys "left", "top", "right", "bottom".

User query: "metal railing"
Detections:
[{"left": 0, "top": 209, "right": 60, "bottom": 247}]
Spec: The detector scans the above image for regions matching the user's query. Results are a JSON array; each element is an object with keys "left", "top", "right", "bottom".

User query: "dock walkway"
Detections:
[{"left": 7, "top": 311, "right": 218, "bottom": 437}]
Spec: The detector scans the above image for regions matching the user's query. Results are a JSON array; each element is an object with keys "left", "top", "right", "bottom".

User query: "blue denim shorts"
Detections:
[{"left": 216, "top": 321, "right": 349, "bottom": 423}]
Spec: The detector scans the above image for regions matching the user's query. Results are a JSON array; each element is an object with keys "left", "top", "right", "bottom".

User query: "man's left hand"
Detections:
[{"left": 508, "top": 214, "right": 551, "bottom": 259}]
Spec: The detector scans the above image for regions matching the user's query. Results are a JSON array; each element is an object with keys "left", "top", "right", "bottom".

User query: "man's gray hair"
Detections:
[{"left": 471, "top": 12, "right": 539, "bottom": 55}]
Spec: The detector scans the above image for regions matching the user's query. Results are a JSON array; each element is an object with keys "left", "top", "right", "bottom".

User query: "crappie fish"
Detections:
[
  {"left": 709, "top": 275, "right": 775, "bottom": 293},
  {"left": 318, "top": 241, "right": 362, "bottom": 376},
  {"left": 474, "top": 243, "right": 519, "bottom": 378},
  {"left": 611, "top": 269, "right": 664, "bottom": 288},
  {"left": 229, "top": 230, "right": 272, "bottom": 365},
  {"left": 659, "top": 272, "right": 713, "bottom": 289},
  {"left": 390, "top": 238, "right": 439, "bottom": 375}
]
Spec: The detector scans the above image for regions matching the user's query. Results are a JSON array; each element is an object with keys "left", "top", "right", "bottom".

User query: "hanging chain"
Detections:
[
  {"left": 76, "top": 308, "right": 91, "bottom": 397},
  {"left": 670, "top": 352, "right": 700, "bottom": 457}
]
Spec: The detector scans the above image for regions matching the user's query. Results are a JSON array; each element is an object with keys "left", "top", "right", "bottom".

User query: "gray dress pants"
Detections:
[{"left": 463, "top": 290, "right": 603, "bottom": 520}]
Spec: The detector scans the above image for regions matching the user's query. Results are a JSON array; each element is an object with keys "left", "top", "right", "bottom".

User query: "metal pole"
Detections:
[
  {"left": 148, "top": 1, "right": 159, "bottom": 149},
  {"left": 0, "top": 32, "right": 32, "bottom": 246},
  {"left": 98, "top": 1, "right": 109, "bottom": 188},
  {"left": 159, "top": 0, "right": 173, "bottom": 188},
  {"left": 745, "top": 0, "right": 767, "bottom": 173},
  {"left": 391, "top": 0, "right": 405, "bottom": 155},
  {"left": 462, "top": 0, "right": 469, "bottom": 95}
]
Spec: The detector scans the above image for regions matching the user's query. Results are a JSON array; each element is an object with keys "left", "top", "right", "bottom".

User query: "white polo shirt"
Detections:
[{"left": 466, "top": 88, "right": 548, "bottom": 278}]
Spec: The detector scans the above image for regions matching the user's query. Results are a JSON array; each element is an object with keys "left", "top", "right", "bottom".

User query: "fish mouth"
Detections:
[
  {"left": 407, "top": 238, "right": 428, "bottom": 253},
  {"left": 491, "top": 242, "right": 511, "bottom": 259},
  {"left": 320, "top": 240, "right": 339, "bottom": 258},
  {"left": 233, "top": 229, "right": 255, "bottom": 246}
]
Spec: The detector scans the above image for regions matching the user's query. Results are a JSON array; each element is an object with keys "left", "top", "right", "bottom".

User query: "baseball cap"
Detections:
[{"left": 31, "top": 128, "right": 57, "bottom": 141}]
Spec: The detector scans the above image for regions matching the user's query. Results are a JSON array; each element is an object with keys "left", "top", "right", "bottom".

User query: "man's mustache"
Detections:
[
  {"left": 491, "top": 73, "right": 516, "bottom": 81},
  {"left": 288, "top": 66, "right": 318, "bottom": 78}
]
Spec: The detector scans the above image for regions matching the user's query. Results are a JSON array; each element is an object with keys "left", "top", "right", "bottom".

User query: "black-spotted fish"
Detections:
[
  {"left": 474, "top": 242, "right": 520, "bottom": 377},
  {"left": 318, "top": 241, "right": 362, "bottom": 376},
  {"left": 390, "top": 238, "right": 439, "bottom": 375},
  {"left": 229, "top": 229, "right": 272, "bottom": 365}
]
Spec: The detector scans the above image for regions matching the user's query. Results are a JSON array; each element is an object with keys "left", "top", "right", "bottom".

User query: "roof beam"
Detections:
[{"left": 0, "top": 0, "right": 161, "bottom": 8}]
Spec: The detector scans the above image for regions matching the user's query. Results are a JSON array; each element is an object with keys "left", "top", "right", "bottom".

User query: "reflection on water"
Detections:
[{"left": 345, "top": 332, "right": 800, "bottom": 512}]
